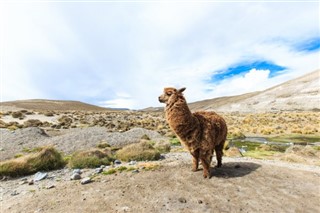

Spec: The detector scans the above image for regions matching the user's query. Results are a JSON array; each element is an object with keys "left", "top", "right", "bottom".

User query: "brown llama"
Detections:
[{"left": 158, "top": 87, "right": 228, "bottom": 178}]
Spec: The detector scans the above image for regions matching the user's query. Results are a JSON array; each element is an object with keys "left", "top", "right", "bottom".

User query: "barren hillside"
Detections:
[
  {"left": 0, "top": 100, "right": 112, "bottom": 111},
  {"left": 189, "top": 70, "right": 320, "bottom": 112}
]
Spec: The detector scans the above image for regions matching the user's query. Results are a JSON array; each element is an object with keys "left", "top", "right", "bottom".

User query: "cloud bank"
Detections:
[{"left": 1, "top": 2, "right": 319, "bottom": 109}]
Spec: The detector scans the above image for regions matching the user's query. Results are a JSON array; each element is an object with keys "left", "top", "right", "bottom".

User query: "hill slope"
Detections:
[
  {"left": 189, "top": 69, "right": 320, "bottom": 112},
  {"left": 0, "top": 99, "right": 111, "bottom": 111}
]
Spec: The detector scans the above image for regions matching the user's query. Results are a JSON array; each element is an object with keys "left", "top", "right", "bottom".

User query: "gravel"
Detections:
[{"left": 0, "top": 127, "right": 167, "bottom": 160}]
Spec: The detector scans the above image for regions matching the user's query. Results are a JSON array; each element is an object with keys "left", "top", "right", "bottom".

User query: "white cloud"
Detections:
[{"left": 1, "top": 2, "right": 319, "bottom": 108}]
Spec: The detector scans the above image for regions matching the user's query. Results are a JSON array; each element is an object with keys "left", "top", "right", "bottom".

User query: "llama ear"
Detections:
[{"left": 178, "top": 87, "right": 186, "bottom": 93}]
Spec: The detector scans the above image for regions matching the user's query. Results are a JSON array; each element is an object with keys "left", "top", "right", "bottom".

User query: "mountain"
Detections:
[
  {"left": 0, "top": 99, "right": 113, "bottom": 111},
  {"left": 189, "top": 69, "right": 320, "bottom": 112}
]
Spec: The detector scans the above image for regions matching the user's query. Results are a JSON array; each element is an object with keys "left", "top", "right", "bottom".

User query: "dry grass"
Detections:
[
  {"left": 116, "top": 141, "right": 161, "bottom": 162},
  {"left": 68, "top": 149, "right": 114, "bottom": 169},
  {"left": 0, "top": 146, "right": 65, "bottom": 177}
]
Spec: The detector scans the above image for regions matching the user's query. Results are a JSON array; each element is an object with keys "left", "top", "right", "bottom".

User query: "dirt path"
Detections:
[{"left": 1, "top": 154, "right": 319, "bottom": 213}]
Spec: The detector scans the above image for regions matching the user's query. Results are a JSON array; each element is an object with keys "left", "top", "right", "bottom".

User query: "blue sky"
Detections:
[{"left": 0, "top": 1, "right": 319, "bottom": 109}]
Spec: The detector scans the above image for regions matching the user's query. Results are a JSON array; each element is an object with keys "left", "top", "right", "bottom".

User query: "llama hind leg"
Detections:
[
  {"left": 190, "top": 149, "right": 200, "bottom": 172},
  {"left": 215, "top": 142, "right": 225, "bottom": 168}
]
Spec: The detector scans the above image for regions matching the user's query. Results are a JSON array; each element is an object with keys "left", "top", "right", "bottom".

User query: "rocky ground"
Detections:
[
  {"left": 1, "top": 153, "right": 320, "bottom": 213},
  {"left": 1, "top": 108, "right": 320, "bottom": 212}
]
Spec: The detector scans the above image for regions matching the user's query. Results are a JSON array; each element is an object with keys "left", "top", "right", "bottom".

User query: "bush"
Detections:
[
  {"left": 154, "top": 140, "right": 171, "bottom": 153},
  {"left": 68, "top": 149, "right": 114, "bottom": 169},
  {"left": 0, "top": 147, "right": 65, "bottom": 177},
  {"left": 116, "top": 141, "right": 161, "bottom": 162},
  {"left": 169, "top": 138, "right": 181, "bottom": 146}
]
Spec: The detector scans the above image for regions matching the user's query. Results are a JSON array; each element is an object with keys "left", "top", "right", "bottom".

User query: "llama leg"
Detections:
[
  {"left": 190, "top": 149, "right": 200, "bottom": 172},
  {"left": 200, "top": 157, "right": 210, "bottom": 178},
  {"left": 215, "top": 142, "right": 225, "bottom": 168}
]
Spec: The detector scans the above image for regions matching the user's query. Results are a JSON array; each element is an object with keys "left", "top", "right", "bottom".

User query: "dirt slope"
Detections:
[
  {"left": 189, "top": 70, "right": 320, "bottom": 112},
  {"left": 2, "top": 154, "right": 319, "bottom": 213}
]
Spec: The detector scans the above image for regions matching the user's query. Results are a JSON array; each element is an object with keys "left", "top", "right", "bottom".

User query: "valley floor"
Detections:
[{"left": 1, "top": 153, "right": 320, "bottom": 213}]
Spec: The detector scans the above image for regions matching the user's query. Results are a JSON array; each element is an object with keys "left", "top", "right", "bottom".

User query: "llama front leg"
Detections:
[
  {"left": 190, "top": 149, "right": 200, "bottom": 172},
  {"left": 200, "top": 157, "right": 210, "bottom": 178}
]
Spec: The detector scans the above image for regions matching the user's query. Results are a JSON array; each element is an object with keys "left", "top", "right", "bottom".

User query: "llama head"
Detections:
[{"left": 158, "top": 87, "right": 186, "bottom": 104}]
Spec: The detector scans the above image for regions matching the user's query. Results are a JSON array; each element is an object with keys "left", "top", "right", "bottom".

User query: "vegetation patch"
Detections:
[
  {"left": 154, "top": 140, "right": 171, "bottom": 153},
  {"left": 68, "top": 149, "right": 114, "bottom": 169},
  {"left": 97, "top": 142, "right": 111, "bottom": 149},
  {"left": 268, "top": 135, "right": 320, "bottom": 144},
  {"left": 0, "top": 146, "right": 65, "bottom": 177},
  {"left": 243, "top": 150, "right": 278, "bottom": 159},
  {"left": 116, "top": 141, "right": 161, "bottom": 162},
  {"left": 169, "top": 138, "right": 181, "bottom": 146},
  {"left": 102, "top": 168, "right": 117, "bottom": 175}
]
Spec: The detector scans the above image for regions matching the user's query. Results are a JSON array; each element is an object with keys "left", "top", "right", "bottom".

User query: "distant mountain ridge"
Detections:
[
  {"left": 188, "top": 69, "right": 320, "bottom": 112},
  {"left": 0, "top": 99, "right": 112, "bottom": 111}
]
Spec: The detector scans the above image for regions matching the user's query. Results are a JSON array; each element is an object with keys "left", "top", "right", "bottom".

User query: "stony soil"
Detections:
[
  {"left": 1, "top": 108, "right": 320, "bottom": 212},
  {"left": 1, "top": 153, "right": 320, "bottom": 213}
]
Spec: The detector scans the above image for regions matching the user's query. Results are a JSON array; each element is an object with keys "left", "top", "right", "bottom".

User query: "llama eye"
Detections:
[{"left": 166, "top": 92, "right": 172, "bottom": 96}]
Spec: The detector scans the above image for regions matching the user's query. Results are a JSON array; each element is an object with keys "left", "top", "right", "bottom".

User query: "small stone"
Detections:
[
  {"left": 19, "top": 180, "right": 28, "bottom": 185},
  {"left": 132, "top": 169, "right": 139, "bottom": 174},
  {"left": 71, "top": 173, "right": 81, "bottom": 180},
  {"left": 114, "top": 160, "right": 121, "bottom": 165},
  {"left": 95, "top": 168, "right": 103, "bottom": 174},
  {"left": 46, "top": 184, "right": 55, "bottom": 189},
  {"left": 198, "top": 200, "right": 203, "bottom": 204},
  {"left": 81, "top": 177, "right": 92, "bottom": 185},
  {"left": 129, "top": 160, "right": 137, "bottom": 165},
  {"left": 73, "top": 169, "right": 82, "bottom": 174},
  {"left": 178, "top": 197, "right": 187, "bottom": 203},
  {"left": 11, "top": 191, "right": 19, "bottom": 196},
  {"left": 28, "top": 180, "right": 34, "bottom": 185},
  {"left": 34, "top": 172, "right": 48, "bottom": 181},
  {"left": 100, "top": 165, "right": 106, "bottom": 169}
]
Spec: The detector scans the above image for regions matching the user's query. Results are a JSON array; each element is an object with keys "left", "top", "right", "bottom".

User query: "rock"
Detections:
[
  {"left": 46, "top": 184, "right": 55, "bottom": 189},
  {"left": 129, "top": 160, "right": 137, "bottom": 165},
  {"left": 73, "top": 169, "right": 82, "bottom": 174},
  {"left": 132, "top": 170, "right": 139, "bottom": 174},
  {"left": 114, "top": 159, "right": 121, "bottom": 165},
  {"left": 11, "top": 191, "right": 19, "bottom": 196},
  {"left": 34, "top": 172, "right": 48, "bottom": 181},
  {"left": 95, "top": 168, "right": 103, "bottom": 174},
  {"left": 81, "top": 177, "right": 92, "bottom": 185},
  {"left": 198, "top": 200, "right": 203, "bottom": 204},
  {"left": 71, "top": 173, "right": 81, "bottom": 180},
  {"left": 28, "top": 180, "right": 34, "bottom": 185},
  {"left": 178, "top": 197, "right": 187, "bottom": 203}
]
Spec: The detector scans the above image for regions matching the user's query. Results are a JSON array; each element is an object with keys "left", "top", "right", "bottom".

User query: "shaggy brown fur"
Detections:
[{"left": 159, "top": 87, "right": 227, "bottom": 178}]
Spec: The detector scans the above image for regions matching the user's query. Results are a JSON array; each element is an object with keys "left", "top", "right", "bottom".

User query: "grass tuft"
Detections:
[
  {"left": 68, "top": 149, "right": 114, "bottom": 169},
  {"left": 116, "top": 141, "right": 161, "bottom": 162},
  {"left": 0, "top": 146, "right": 65, "bottom": 177}
]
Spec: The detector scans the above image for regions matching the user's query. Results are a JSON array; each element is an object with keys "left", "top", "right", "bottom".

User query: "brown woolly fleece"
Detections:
[{"left": 159, "top": 87, "right": 228, "bottom": 178}]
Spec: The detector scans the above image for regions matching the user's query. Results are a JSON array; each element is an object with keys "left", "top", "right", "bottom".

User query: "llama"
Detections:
[{"left": 158, "top": 87, "right": 227, "bottom": 178}]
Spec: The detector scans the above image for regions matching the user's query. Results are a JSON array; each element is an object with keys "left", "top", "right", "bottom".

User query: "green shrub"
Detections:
[
  {"left": 116, "top": 141, "right": 161, "bottom": 162},
  {"left": 0, "top": 147, "right": 65, "bottom": 177},
  {"left": 169, "top": 138, "right": 181, "bottom": 146},
  {"left": 68, "top": 149, "right": 114, "bottom": 169},
  {"left": 102, "top": 168, "right": 116, "bottom": 175}
]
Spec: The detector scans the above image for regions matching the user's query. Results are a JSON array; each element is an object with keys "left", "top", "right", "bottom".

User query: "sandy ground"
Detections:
[{"left": 1, "top": 153, "right": 320, "bottom": 213}]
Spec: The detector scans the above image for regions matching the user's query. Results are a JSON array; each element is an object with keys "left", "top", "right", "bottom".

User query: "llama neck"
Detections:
[{"left": 165, "top": 98, "right": 195, "bottom": 131}]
